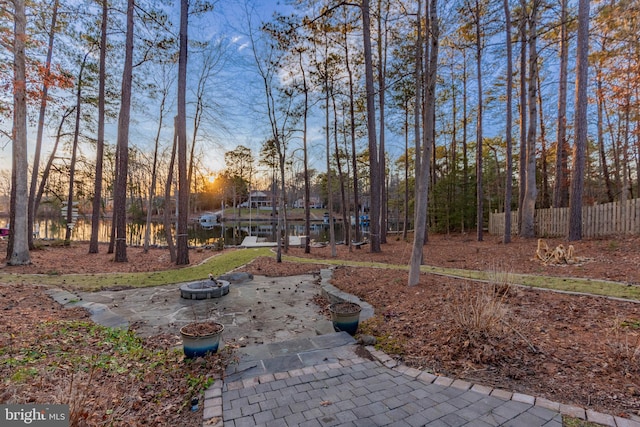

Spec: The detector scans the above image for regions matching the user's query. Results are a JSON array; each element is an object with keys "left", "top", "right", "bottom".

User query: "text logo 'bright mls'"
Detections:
[{"left": 1, "top": 405, "right": 69, "bottom": 426}]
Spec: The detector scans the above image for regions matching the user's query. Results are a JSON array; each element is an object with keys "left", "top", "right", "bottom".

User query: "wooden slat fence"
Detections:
[{"left": 488, "top": 198, "right": 640, "bottom": 238}]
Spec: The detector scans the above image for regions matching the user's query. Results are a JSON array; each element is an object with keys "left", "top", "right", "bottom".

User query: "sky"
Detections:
[
  {"left": 189, "top": 0, "right": 331, "bottom": 178},
  {"left": 0, "top": 0, "right": 332, "bottom": 184}
]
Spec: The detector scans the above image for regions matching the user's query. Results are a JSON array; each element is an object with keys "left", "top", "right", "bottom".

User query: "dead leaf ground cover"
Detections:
[
  {"left": 1, "top": 234, "right": 640, "bottom": 424},
  {"left": 0, "top": 243, "right": 233, "bottom": 427}
]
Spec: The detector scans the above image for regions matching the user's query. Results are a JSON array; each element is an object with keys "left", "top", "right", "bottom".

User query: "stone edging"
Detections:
[
  {"left": 318, "top": 268, "right": 375, "bottom": 321},
  {"left": 44, "top": 288, "right": 129, "bottom": 329}
]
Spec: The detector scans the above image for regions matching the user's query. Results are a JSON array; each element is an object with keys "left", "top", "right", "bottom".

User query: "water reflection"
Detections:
[{"left": 33, "top": 218, "right": 349, "bottom": 247}]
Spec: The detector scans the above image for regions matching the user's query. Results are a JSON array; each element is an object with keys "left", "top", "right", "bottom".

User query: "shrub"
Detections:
[
  {"left": 605, "top": 315, "right": 640, "bottom": 375},
  {"left": 449, "top": 267, "right": 513, "bottom": 340}
]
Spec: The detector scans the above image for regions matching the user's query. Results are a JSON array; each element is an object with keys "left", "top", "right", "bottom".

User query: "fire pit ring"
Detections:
[{"left": 180, "top": 279, "right": 230, "bottom": 300}]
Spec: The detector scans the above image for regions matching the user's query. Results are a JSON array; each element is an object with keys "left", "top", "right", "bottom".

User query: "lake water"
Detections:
[{"left": 31, "top": 217, "right": 352, "bottom": 247}]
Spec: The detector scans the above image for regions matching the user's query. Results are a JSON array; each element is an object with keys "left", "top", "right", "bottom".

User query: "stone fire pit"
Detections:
[{"left": 180, "top": 279, "right": 230, "bottom": 300}]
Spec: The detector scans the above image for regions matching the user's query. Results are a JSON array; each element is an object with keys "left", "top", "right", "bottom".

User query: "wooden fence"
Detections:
[{"left": 488, "top": 198, "right": 640, "bottom": 238}]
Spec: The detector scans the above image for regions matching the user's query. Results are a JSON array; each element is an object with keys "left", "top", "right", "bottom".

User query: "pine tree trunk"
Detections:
[
  {"left": 8, "top": 0, "right": 30, "bottom": 265},
  {"left": 568, "top": 0, "right": 590, "bottom": 241},
  {"left": 65, "top": 52, "right": 89, "bottom": 244},
  {"left": 517, "top": 0, "right": 527, "bottom": 234},
  {"left": 553, "top": 0, "right": 569, "bottom": 208},
  {"left": 176, "top": 0, "right": 190, "bottom": 265},
  {"left": 474, "top": 0, "right": 484, "bottom": 241},
  {"left": 29, "top": 0, "right": 58, "bottom": 250},
  {"left": 503, "top": 0, "right": 514, "bottom": 243},
  {"left": 520, "top": 2, "right": 538, "bottom": 238},
  {"left": 163, "top": 117, "right": 178, "bottom": 263},
  {"left": 409, "top": 0, "right": 438, "bottom": 286},
  {"left": 89, "top": 0, "right": 107, "bottom": 254},
  {"left": 113, "top": 0, "right": 135, "bottom": 262},
  {"left": 362, "top": 0, "right": 381, "bottom": 253}
]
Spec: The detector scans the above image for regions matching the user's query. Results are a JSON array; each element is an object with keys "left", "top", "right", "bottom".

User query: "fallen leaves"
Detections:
[{"left": 0, "top": 283, "right": 226, "bottom": 427}]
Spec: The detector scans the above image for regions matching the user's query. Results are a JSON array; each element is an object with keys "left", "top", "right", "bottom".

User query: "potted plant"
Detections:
[
  {"left": 180, "top": 321, "right": 224, "bottom": 358},
  {"left": 328, "top": 302, "right": 362, "bottom": 336}
]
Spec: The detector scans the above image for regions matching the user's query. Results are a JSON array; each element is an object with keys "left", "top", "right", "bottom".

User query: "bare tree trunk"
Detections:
[
  {"left": 144, "top": 83, "right": 168, "bottom": 252},
  {"left": 620, "top": 86, "right": 631, "bottom": 233},
  {"left": 377, "top": 0, "right": 389, "bottom": 245},
  {"left": 176, "top": 0, "right": 190, "bottom": 264},
  {"left": 108, "top": 140, "right": 118, "bottom": 255},
  {"left": 362, "top": 0, "right": 381, "bottom": 253},
  {"left": 474, "top": 0, "right": 484, "bottom": 241},
  {"left": 89, "top": 0, "right": 108, "bottom": 254},
  {"left": 8, "top": 167, "right": 15, "bottom": 261},
  {"left": 296, "top": 50, "right": 311, "bottom": 254},
  {"left": 339, "top": 10, "right": 359, "bottom": 246},
  {"left": 537, "top": 75, "right": 550, "bottom": 208},
  {"left": 332, "top": 93, "right": 349, "bottom": 247},
  {"left": 271, "top": 174, "right": 278, "bottom": 249},
  {"left": 520, "top": 1, "right": 538, "bottom": 238},
  {"left": 518, "top": 0, "right": 527, "bottom": 234},
  {"left": 278, "top": 148, "right": 288, "bottom": 255},
  {"left": 413, "top": 0, "right": 422, "bottom": 236},
  {"left": 114, "top": 0, "right": 135, "bottom": 262},
  {"left": 35, "top": 108, "right": 74, "bottom": 223},
  {"left": 553, "top": 0, "right": 569, "bottom": 208},
  {"left": 8, "top": 0, "right": 31, "bottom": 265},
  {"left": 403, "top": 104, "right": 409, "bottom": 240},
  {"left": 595, "top": 59, "right": 614, "bottom": 203},
  {"left": 325, "top": 74, "right": 336, "bottom": 257},
  {"left": 65, "top": 52, "right": 90, "bottom": 244},
  {"left": 162, "top": 118, "right": 178, "bottom": 262},
  {"left": 187, "top": 51, "right": 213, "bottom": 211},
  {"left": 422, "top": 0, "right": 432, "bottom": 243},
  {"left": 462, "top": 51, "right": 469, "bottom": 231},
  {"left": 409, "top": 0, "right": 438, "bottom": 286},
  {"left": 448, "top": 54, "right": 458, "bottom": 235},
  {"left": 29, "top": 0, "right": 59, "bottom": 249},
  {"left": 568, "top": 0, "right": 590, "bottom": 241},
  {"left": 604, "top": 97, "right": 622, "bottom": 192},
  {"left": 503, "top": 0, "right": 514, "bottom": 243}
]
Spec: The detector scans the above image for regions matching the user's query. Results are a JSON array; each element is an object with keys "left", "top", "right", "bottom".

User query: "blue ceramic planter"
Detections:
[
  {"left": 180, "top": 322, "right": 224, "bottom": 358},
  {"left": 328, "top": 302, "right": 362, "bottom": 336}
]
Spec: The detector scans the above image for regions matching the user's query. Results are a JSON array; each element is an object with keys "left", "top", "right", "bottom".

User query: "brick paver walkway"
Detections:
[
  {"left": 202, "top": 332, "right": 640, "bottom": 426},
  {"left": 218, "top": 359, "right": 562, "bottom": 427},
  {"left": 201, "top": 332, "right": 640, "bottom": 426}
]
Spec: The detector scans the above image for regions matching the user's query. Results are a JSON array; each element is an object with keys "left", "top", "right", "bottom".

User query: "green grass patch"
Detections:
[
  {"left": 283, "top": 255, "right": 407, "bottom": 270},
  {"left": 431, "top": 267, "right": 640, "bottom": 301},
  {"left": 621, "top": 319, "right": 640, "bottom": 329},
  {"left": 563, "top": 416, "right": 602, "bottom": 427},
  {"left": 357, "top": 318, "right": 406, "bottom": 355},
  {"left": 0, "top": 248, "right": 273, "bottom": 291},
  {"left": 10, "top": 367, "right": 39, "bottom": 383},
  {"left": 1, "top": 319, "right": 226, "bottom": 416}
]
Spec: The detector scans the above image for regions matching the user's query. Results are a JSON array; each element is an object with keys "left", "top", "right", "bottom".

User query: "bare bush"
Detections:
[
  {"left": 449, "top": 266, "right": 513, "bottom": 338},
  {"left": 449, "top": 282, "right": 509, "bottom": 339},
  {"left": 605, "top": 316, "right": 640, "bottom": 375}
]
